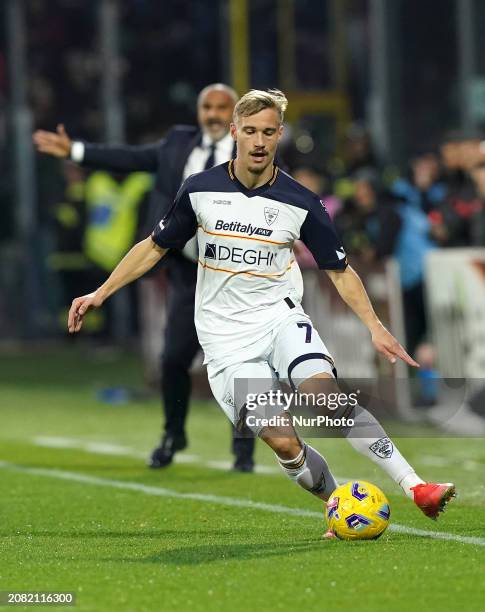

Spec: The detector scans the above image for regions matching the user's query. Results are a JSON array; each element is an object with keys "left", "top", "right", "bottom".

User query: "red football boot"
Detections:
[{"left": 411, "top": 483, "right": 456, "bottom": 520}]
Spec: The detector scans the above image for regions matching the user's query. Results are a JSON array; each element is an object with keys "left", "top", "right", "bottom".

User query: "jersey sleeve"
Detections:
[
  {"left": 300, "top": 195, "right": 348, "bottom": 270},
  {"left": 151, "top": 181, "right": 197, "bottom": 249}
]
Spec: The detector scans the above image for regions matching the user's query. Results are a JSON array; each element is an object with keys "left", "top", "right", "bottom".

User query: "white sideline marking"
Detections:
[
  {"left": 1, "top": 460, "right": 484, "bottom": 547},
  {"left": 31, "top": 437, "right": 485, "bottom": 501},
  {"left": 33, "top": 436, "right": 281, "bottom": 475},
  {"left": 34, "top": 437, "right": 485, "bottom": 483}
]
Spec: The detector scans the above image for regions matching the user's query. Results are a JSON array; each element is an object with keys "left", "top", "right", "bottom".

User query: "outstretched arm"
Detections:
[
  {"left": 68, "top": 237, "right": 166, "bottom": 333},
  {"left": 326, "top": 266, "right": 419, "bottom": 367},
  {"left": 33, "top": 124, "right": 160, "bottom": 172}
]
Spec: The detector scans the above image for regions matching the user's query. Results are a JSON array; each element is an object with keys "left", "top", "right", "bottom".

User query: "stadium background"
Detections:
[{"left": 1, "top": 3, "right": 485, "bottom": 611}]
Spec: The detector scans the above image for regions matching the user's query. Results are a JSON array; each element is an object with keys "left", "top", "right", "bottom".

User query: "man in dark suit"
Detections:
[{"left": 33, "top": 83, "right": 256, "bottom": 472}]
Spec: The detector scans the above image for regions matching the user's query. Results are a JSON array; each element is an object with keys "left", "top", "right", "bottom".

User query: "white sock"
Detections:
[
  {"left": 399, "top": 472, "right": 425, "bottom": 499},
  {"left": 342, "top": 405, "right": 424, "bottom": 498},
  {"left": 278, "top": 443, "right": 338, "bottom": 500}
]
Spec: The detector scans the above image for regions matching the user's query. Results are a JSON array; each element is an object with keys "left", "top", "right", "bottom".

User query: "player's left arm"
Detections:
[{"left": 326, "top": 266, "right": 419, "bottom": 367}]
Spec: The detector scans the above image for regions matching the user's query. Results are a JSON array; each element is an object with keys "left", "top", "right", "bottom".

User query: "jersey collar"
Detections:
[{"left": 227, "top": 159, "right": 279, "bottom": 197}]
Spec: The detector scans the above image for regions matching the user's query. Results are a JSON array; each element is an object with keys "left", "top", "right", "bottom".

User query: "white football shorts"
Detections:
[{"left": 207, "top": 309, "right": 336, "bottom": 434}]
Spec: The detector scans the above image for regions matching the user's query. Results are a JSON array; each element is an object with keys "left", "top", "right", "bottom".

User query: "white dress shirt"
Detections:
[
  {"left": 183, "top": 131, "right": 235, "bottom": 181},
  {"left": 181, "top": 131, "right": 234, "bottom": 260}
]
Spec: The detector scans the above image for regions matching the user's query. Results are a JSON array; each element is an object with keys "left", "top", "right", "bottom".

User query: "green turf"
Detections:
[{"left": 1, "top": 348, "right": 484, "bottom": 611}]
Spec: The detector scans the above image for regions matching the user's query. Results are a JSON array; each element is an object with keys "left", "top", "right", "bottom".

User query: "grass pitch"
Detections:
[{"left": 1, "top": 348, "right": 484, "bottom": 611}]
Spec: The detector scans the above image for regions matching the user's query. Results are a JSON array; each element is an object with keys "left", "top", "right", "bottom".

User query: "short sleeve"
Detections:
[
  {"left": 300, "top": 196, "right": 348, "bottom": 270},
  {"left": 151, "top": 182, "right": 197, "bottom": 249}
]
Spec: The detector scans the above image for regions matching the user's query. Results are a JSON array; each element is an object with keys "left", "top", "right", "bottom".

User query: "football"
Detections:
[{"left": 326, "top": 480, "right": 391, "bottom": 540}]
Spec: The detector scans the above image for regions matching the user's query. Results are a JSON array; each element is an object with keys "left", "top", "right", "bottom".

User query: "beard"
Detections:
[
  {"left": 248, "top": 164, "right": 266, "bottom": 175},
  {"left": 203, "top": 121, "right": 227, "bottom": 141}
]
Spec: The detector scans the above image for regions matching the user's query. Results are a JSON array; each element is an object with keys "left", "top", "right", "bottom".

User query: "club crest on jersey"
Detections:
[
  {"left": 264, "top": 207, "right": 279, "bottom": 226},
  {"left": 223, "top": 392, "right": 235, "bottom": 408},
  {"left": 369, "top": 437, "right": 394, "bottom": 459}
]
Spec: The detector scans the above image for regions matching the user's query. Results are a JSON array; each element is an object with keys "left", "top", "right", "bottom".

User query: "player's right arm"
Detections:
[
  {"left": 68, "top": 237, "right": 166, "bottom": 333},
  {"left": 33, "top": 124, "right": 160, "bottom": 172}
]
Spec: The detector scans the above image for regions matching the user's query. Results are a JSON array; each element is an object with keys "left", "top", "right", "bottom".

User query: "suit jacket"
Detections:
[{"left": 80, "top": 126, "right": 210, "bottom": 236}]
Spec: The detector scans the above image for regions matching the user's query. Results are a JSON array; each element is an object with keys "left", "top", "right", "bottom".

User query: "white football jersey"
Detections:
[{"left": 152, "top": 161, "right": 347, "bottom": 371}]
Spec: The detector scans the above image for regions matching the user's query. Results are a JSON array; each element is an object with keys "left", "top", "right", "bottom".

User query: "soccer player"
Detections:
[{"left": 68, "top": 89, "right": 455, "bottom": 528}]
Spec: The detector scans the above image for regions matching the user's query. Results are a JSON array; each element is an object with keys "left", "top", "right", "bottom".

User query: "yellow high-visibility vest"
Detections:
[{"left": 83, "top": 171, "right": 153, "bottom": 271}]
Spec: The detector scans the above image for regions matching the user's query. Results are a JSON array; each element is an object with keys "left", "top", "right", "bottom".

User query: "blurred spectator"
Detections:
[
  {"left": 392, "top": 150, "right": 448, "bottom": 246},
  {"left": 335, "top": 170, "right": 401, "bottom": 264},
  {"left": 390, "top": 155, "right": 443, "bottom": 356},
  {"left": 292, "top": 166, "right": 342, "bottom": 218},
  {"left": 469, "top": 162, "right": 485, "bottom": 246},
  {"left": 331, "top": 122, "right": 382, "bottom": 201},
  {"left": 343, "top": 123, "right": 379, "bottom": 175},
  {"left": 437, "top": 131, "right": 483, "bottom": 246},
  {"left": 392, "top": 151, "right": 447, "bottom": 214}
]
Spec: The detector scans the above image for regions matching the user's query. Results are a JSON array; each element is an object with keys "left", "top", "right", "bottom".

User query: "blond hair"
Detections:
[{"left": 233, "top": 89, "right": 288, "bottom": 125}]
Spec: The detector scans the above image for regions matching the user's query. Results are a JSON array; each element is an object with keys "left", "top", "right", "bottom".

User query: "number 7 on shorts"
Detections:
[{"left": 297, "top": 322, "right": 312, "bottom": 343}]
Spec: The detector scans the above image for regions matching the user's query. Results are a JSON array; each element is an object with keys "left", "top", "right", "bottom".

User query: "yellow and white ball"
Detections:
[{"left": 326, "top": 480, "right": 390, "bottom": 540}]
